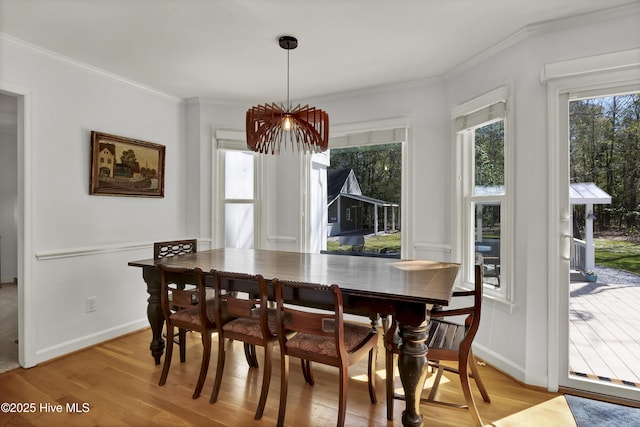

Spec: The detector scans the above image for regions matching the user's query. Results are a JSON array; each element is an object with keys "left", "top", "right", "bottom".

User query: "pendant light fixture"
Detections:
[{"left": 246, "top": 35, "right": 329, "bottom": 154}]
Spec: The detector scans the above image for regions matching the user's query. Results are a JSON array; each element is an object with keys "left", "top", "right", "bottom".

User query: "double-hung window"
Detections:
[
  {"left": 454, "top": 87, "right": 512, "bottom": 303},
  {"left": 213, "top": 130, "right": 262, "bottom": 249}
]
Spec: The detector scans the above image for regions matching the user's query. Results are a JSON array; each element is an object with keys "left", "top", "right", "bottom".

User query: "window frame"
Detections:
[
  {"left": 314, "top": 118, "right": 410, "bottom": 256},
  {"left": 212, "top": 129, "right": 264, "bottom": 249},
  {"left": 453, "top": 87, "right": 514, "bottom": 307}
]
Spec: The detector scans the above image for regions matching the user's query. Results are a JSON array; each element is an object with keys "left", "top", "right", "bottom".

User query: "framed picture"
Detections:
[{"left": 90, "top": 131, "right": 165, "bottom": 197}]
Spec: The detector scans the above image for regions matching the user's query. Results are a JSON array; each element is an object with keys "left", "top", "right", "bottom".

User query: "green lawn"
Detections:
[
  {"left": 595, "top": 238, "right": 640, "bottom": 275},
  {"left": 327, "top": 233, "right": 401, "bottom": 253},
  {"left": 326, "top": 234, "right": 640, "bottom": 276}
]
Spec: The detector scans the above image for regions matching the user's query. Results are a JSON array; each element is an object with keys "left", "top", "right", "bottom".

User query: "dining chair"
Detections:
[
  {"left": 158, "top": 264, "right": 218, "bottom": 399},
  {"left": 384, "top": 264, "right": 490, "bottom": 426},
  {"left": 208, "top": 270, "right": 281, "bottom": 420},
  {"left": 154, "top": 239, "right": 198, "bottom": 363},
  {"left": 153, "top": 238, "right": 198, "bottom": 260},
  {"left": 273, "top": 279, "right": 378, "bottom": 427}
]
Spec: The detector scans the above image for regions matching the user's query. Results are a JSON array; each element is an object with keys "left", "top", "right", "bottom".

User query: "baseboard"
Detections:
[
  {"left": 472, "top": 344, "right": 528, "bottom": 385},
  {"left": 33, "top": 319, "right": 148, "bottom": 366}
]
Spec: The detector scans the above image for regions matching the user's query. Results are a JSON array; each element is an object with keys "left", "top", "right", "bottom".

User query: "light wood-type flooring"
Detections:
[{"left": 0, "top": 328, "right": 577, "bottom": 426}]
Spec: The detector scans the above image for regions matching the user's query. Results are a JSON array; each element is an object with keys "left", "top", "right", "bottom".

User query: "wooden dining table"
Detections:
[{"left": 129, "top": 248, "right": 459, "bottom": 427}]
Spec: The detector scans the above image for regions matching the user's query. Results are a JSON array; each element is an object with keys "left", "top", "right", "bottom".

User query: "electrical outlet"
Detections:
[{"left": 86, "top": 296, "right": 96, "bottom": 313}]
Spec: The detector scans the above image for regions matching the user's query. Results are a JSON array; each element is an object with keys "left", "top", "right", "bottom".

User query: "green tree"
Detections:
[
  {"left": 330, "top": 143, "right": 401, "bottom": 204},
  {"left": 120, "top": 149, "right": 137, "bottom": 167},
  {"left": 570, "top": 93, "right": 640, "bottom": 230}
]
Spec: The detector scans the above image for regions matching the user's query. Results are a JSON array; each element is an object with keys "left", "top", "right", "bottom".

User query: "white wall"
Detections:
[{"left": 0, "top": 36, "right": 188, "bottom": 365}]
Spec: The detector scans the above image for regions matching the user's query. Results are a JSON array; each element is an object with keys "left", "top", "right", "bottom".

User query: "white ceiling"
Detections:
[{"left": 0, "top": 0, "right": 635, "bottom": 102}]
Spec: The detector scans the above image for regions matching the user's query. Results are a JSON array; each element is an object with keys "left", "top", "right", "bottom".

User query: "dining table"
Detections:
[{"left": 129, "top": 247, "right": 459, "bottom": 427}]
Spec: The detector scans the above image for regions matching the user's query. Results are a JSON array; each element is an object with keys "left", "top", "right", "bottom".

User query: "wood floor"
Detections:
[{"left": 0, "top": 328, "right": 577, "bottom": 427}]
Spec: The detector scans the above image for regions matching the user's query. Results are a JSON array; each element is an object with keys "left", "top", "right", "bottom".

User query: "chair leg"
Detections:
[
  {"left": 385, "top": 350, "right": 395, "bottom": 421},
  {"left": 254, "top": 343, "right": 273, "bottom": 420},
  {"left": 277, "top": 354, "right": 290, "bottom": 427},
  {"left": 301, "top": 359, "right": 314, "bottom": 385},
  {"left": 337, "top": 365, "right": 348, "bottom": 427},
  {"left": 427, "top": 362, "right": 445, "bottom": 401},
  {"left": 193, "top": 331, "right": 211, "bottom": 399},
  {"left": 210, "top": 335, "right": 226, "bottom": 404},
  {"left": 459, "top": 353, "right": 484, "bottom": 427},
  {"left": 179, "top": 328, "right": 187, "bottom": 363},
  {"left": 469, "top": 350, "right": 491, "bottom": 403},
  {"left": 368, "top": 346, "right": 377, "bottom": 404},
  {"left": 159, "top": 323, "right": 174, "bottom": 386},
  {"left": 244, "top": 343, "right": 259, "bottom": 368}
]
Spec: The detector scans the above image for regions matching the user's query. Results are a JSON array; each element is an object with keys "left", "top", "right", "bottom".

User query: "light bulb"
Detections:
[{"left": 282, "top": 115, "right": 293, "bottom": 131}]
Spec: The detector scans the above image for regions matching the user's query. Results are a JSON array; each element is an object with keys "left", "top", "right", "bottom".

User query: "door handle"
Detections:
[{"left": 561, "top": 234, "right": 572, "bottom": 260}]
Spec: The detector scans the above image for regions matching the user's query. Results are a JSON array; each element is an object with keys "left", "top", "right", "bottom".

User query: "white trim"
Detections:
[
  {"left": 1, "top": 33, "right": 182, "bottom": 102},
  {"left": 473, "top": 342, "right": 527, "bottom": 384},
  {"left": 266, "top": 236, "right": 297, "bottom": 244},
  {"left": 540, "top": 48, "right": 640, "bottom": 83},
  {"left": 413, "top": 242, "right": 452, "bottom": 254},
  {"left": 34, "top": 320, "right": 148, "bottom": 365},
  {"left": 35, "top": 242, "right": 153, "bottom": 260},
  {"left": 330, "top": 117, "right": 410, "bottom": 138},
  {"left": 0, "top": 80, "right": 33, "bottom": 368},
  {"left": 451, "top": 86, "right": 508, "bottom": 118}
]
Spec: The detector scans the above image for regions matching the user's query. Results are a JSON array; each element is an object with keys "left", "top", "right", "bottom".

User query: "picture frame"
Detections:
[{"left": 90, "top": 131, "right": 165, "bottom": 197}]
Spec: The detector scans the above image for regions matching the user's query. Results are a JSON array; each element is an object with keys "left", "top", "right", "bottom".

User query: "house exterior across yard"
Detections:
[{"left": 327, "top": 168, "right": 399, "bottom": 237}]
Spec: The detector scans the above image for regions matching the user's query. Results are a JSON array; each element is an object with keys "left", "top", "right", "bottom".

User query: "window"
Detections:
[
  {"left": 454, "top": 88, "right": 512, "bottom": 302},
  {"left": 213, "top": 129, "right": 262, "bottom": 249},
  {"left": 223, "top": 150, "right": 254, "bottom": 248},
  {"left": 320, "top": 123, "right": 408, "bottom": 257}
]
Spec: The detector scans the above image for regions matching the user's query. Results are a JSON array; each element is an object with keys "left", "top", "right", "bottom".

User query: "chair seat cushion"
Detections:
[
  {"left": 170, "top": 301, "right": 216, "bottom": 325},
  {"left": 223, "top": 309, "right": 277, "bottom": 338},
  {"left": 286, "top": 322, "right": 373, "bottom": 357}
]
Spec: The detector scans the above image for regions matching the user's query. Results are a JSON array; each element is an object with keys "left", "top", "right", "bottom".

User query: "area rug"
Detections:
[{"left": 566, "top": 394, "right": 640, "bottom": 427}]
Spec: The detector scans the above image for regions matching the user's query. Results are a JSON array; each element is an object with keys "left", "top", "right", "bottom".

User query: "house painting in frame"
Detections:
[{"left": 90, "top": 131, "right": 165, "bottom": 197}]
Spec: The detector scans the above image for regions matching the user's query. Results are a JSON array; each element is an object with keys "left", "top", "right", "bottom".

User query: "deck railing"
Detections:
[{"left": 571, "top": 238, "right": 586, "bottom": 272}]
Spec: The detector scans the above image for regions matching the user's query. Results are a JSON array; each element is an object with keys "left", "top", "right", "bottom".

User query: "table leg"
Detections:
[
  {"left": 143, "top": 267, "right": 165, "bottom": 365},
  {"left": 397, "top": 315, "right": 429, "bottom": 427}
]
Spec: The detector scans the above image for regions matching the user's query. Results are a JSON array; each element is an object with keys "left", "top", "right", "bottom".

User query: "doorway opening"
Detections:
[
  {"left": 0, "top": 91, "right": 19, "bottom": 373},
  {"left": 568, "top": 92, "right": 640, "bottom": 391}
]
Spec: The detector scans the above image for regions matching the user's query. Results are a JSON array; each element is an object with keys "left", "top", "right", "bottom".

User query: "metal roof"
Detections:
[{"left": 570, "top": 182, "right": 612, "bottom": 205}]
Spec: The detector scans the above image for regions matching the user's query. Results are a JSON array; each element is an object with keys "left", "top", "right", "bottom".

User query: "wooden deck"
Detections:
[{"left": 569, "top": 276, "right": 640, "bottom": 387}]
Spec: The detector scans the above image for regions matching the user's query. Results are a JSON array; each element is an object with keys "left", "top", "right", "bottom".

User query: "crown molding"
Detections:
[
  {"left": 0, "top": 33, "right": 183, "bottom": 102},
  {"left": 444, "top": 2, "right": 640, "bottom": 80}
]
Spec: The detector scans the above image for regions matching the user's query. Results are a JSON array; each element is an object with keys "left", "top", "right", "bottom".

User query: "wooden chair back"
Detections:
[
  {"left": 159, "top": 265, "right": 213, "bottom": 330},
  {"left": 211, "top": 271, "right": 272, "bottom": 341},
  {"left": 154, "top": 239, "right": 197, "bottom": 260}
]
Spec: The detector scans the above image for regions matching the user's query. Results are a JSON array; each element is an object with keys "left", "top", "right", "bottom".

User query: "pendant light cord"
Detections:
[{"left": 286, "top": 47, "right": 290, "bottom": 110}]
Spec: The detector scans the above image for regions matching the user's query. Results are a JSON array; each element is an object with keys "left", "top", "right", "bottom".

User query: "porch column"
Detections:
[{"left": 585, "top": 203, "right": 595, "bottom": 271}]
